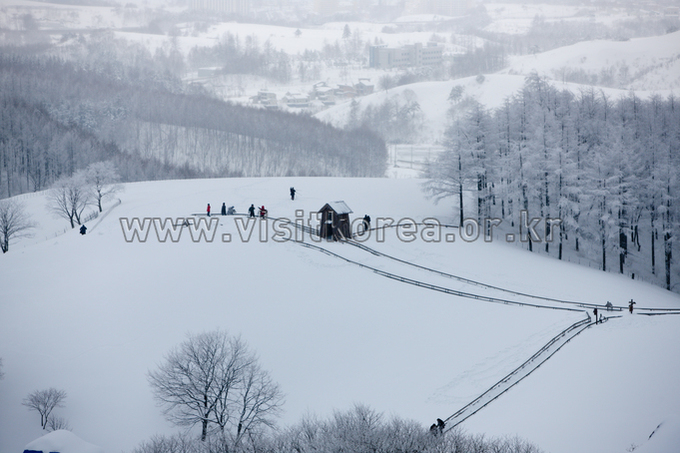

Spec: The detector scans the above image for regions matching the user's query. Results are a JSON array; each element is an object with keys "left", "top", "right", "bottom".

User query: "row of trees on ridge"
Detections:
[{"left": 426, "top": 74, "right": 679, "bottom": 290}]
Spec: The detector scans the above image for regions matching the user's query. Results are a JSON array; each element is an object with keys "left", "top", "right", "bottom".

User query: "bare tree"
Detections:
[
  {"left": 48, "top": 173, "right": 91, "bottom": 228},
  {"left": 85, "top": 161, "right": 121, "bottom": 212},
  {"left": 223, "top": 360, "right": 283, "bottom": 447},
  {"left": 0, "top": 199, "right": 36, "bottom": 253},
  {"left": 22, "top": 388, "right": 67, "bottom": 430},
  {"left": 46, "top": 415, "right": 71, "bottom": 432},
  {"left": 148, "top": 330, "right": 283, "bottom": 443}
]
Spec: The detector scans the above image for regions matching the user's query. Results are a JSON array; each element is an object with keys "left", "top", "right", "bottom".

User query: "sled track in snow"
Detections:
[
  {"left": 270, "top": 217, "right": 581, "bottom": 312},
  {"left": 247, "top": 216, "right": 680, "bottom": 429},
  {"left": 351, "top": 225, "right": 680, "bottom": 314},
  {"left": 296, "top": 240, "right": 583, "bottom": 313},
  {"left": 268, "top": 217, "right": 678, "bottom": 313},
  {"left": 346, "top": 238, "right": 608, "bottom": 311},
  {"left": 261, "top": 217, "right": 680, "bottom": 428},
  {"left": 442, "top": 316, "right": 597, "bottom": 430}
]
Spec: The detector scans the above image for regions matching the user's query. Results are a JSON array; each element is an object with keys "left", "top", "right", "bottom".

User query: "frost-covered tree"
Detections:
[
  {"left": 47, "top": 172, "right": 91, "bottom": 228},
  {"left": 0, "top": 199, "right": 35, "bottom": 253},
  {"left": 268, "top": 404, "right": 543, "bottom": 453},
  {"left": 448, "top": 85, "right": 464, "bottom": 103},
  {"left": 425, "top": 74, "right": 680, "bottom": 290},
  {"left": 426, "top": 97, "right": 493, "bottom": 225},
  {"left": 148, "top": 330, "right": 283, "bottom": 443},
  {"left": 132, "top": 433, "right": 201, "bottom": 453},
  {"left": 46, "top": 416, "right": 71, "bottom": 432},
  {"left": 22, "top": 388, "right": 67, "bottom": 430},
  {"left": 424, "top": 126, "right": 466, "bottom": 226},
  {"left": 85, "top": 161, "right": 121, "bottom": 212}
]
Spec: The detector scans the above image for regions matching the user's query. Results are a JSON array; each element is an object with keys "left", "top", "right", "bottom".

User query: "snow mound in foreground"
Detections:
[{"left": 24, "top": 430, "right": 104, "bottom": 453}]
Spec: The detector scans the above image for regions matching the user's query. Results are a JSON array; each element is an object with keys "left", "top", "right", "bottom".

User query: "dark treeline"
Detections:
[
  {"left": 426, "top": 74, "right": 679, "bottom": 291},
  {"left": 0, "top": 51, "right": 387, "bottom": 198},
  {"left": 0, "top": 85, "right": 200, "bottom": 198},
  {"left": 448, "top": 42, "right": 506, "bottom": 79},
  {"left": 188, "top": 32, "right": 293, "bottom": 82},
  {"left": 347, "top": 90, "right": 424, "bottom": 144}
]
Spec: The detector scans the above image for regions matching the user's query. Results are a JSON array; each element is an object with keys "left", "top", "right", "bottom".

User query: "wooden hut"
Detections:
[{"left": 318, "top": 201, "right": 353, "bottom": 240}]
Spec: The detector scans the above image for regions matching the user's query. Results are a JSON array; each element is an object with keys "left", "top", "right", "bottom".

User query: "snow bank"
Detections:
[{"left": 24, "top": 430, "right": 104, "bottom": 453}]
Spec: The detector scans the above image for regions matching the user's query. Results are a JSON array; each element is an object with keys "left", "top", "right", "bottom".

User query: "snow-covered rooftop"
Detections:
[
  {"left": 23, "top": 430, "right": 104, "bottom": 453},
  {"left": 324, "top": 200, "right": 353, "bottom": 214}
]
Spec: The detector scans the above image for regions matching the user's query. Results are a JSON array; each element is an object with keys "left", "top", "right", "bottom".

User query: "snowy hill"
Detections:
[
  {"left": 313, "top": 73, "right": 667, "bottom": 143},
  {"left": 1, "top": 177, "right": 680, "bottom": 453},
  {"left": 24, "top": 430, "right": 104, "bottom": 453},
  {"left": 315, "top": 31, "right": 680, "bottom": 143},
  {"left": 501, "top": 30, "right": 680, "bottom": 91}
]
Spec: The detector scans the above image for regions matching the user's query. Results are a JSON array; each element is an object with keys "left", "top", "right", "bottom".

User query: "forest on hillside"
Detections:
[
  {"left": 0, "top": 48, "right": 387, "bottom": 198},
  {"left": 426, "top": 75, "right": 679, "bottom": 291}
]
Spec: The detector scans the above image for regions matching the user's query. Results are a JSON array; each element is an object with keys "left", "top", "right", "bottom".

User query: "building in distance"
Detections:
[
  {"left": 369, "top": 42, "right": 443, "bottom": 69},
  {"left": 190, "top": 0, "right": 250, "bottom": 14}
]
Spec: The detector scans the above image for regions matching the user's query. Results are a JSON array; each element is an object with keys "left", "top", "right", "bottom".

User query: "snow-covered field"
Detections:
[
  {"left": 501, "top": 31, "right": 680, "bottom": 91},
  {"left": 1, "top": 176, "right": 680, "bottom": 453},
  {"left": 2, "top": 2, "right": 680, "bottom": 452}
]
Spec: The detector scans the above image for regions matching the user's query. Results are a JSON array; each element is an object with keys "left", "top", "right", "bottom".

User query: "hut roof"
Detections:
[{"left": 324, "top": 201, "right": 353, "bottom": 215}]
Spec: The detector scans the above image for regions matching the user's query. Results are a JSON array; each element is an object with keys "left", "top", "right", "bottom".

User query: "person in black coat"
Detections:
[
  {"left": 221, "top": 203, "right": 227, "bottom": 216},
  {"left": 80, "top": 224, "right": 87, "bottom": 235},
  {"left": 362, "top": 214, "right": 371, "bottom": 234}
]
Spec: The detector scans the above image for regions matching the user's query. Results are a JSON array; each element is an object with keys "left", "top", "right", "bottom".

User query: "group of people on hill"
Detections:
[
  {"left": 248, "top": 204, "right": 267, "bottom": 218},
  {"left": 205, "top": 186, "right": 303, "bottom": 219},
  {"left": 202, "top": 187, "right": 369, "bottom": 238},
  {"left": 593, "top": 299, "right": 637, "bottom": 324},
  {"left": 204, "top": 187, "right": 300, "bottom": 219},
  {"left": 206, "top": 203, "right": 236, "bottom": 216}
]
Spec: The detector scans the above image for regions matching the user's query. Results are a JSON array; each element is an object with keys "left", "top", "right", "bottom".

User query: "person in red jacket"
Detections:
[
  {"left": 207, "top": 203, "right": 211, "bottom": 216},
  {"left": 259, "top": 205, "right": 267, "bottom": 218}
]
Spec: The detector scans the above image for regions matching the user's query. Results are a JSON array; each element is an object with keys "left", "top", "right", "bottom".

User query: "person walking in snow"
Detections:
[
  {"left": 221, "top": 202, "right": 227, "bottom": 216},
  {"left": 593, "top": 307, "right": 598, "bottom": 324},
  {"left": 362, "top": 214, "right": 371, "bottom": 234},
  {"left": 207, "top": 203, "right": 211, "bottom": 217},
  {"left": 629, "top": 299, "right": 635, "bottom": 314},
  {"left": 80, "top": 224, "right": 87, "bottom": 235},
  {"left": 290, "top": 187, "right": 296, "bottom": 200},
  {"left": 430, "top": 418, "right": 445, "bottom": 436},
  {"left": 248, "top": 204, "right": 255, "bottom": 218},
  {"left": 259, "top": 205, "right": 267, "bottom": 218}
]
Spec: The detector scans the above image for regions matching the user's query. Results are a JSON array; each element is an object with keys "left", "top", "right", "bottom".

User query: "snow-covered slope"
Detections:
[
  {"left": 24, "top": 430, "right": 104, "bottom": 453},
  {"left": 502, "top": 30, "right": 680, "bottom": 91},
  {"left": 314, "top": 74, "right": 665, "bottom": 143},
  {"left": 1, "top": 177, "right": 679, "bottom": 453},
  {"left": 315, "top": 31, "right": 679, "bottom": 143}
]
